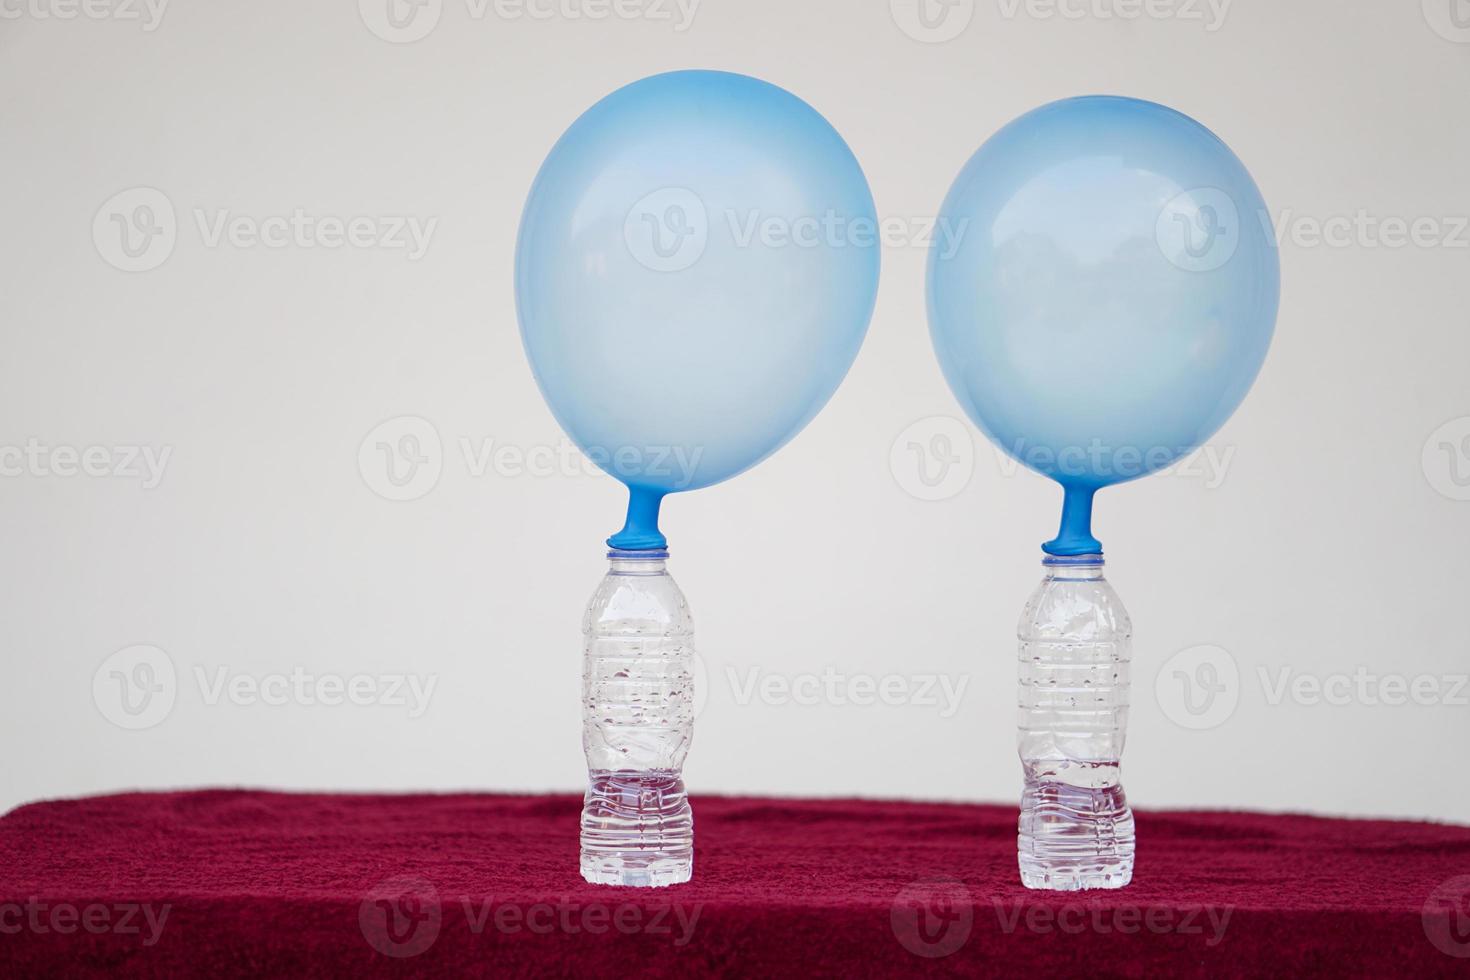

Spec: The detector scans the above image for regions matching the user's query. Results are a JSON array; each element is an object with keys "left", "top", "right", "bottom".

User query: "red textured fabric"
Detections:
[{"left": 1, "top": 790, "right": 1468, "bottom": 977}]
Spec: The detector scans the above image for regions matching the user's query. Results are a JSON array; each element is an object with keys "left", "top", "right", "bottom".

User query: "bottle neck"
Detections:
[
  {"left": 1042, "top": 552, "right": 1104, "bottom": 581},
  {"left": 607, "top": 547, "right": 669, "bottom": 575}
]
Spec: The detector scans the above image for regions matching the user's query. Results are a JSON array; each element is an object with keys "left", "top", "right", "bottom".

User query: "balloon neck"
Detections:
[
  {"left": 1043, "top": 484, "right": 1103, "bottom": 556},
  {"left": 607, "top": 486, "right": 668, "bottom": 551}
]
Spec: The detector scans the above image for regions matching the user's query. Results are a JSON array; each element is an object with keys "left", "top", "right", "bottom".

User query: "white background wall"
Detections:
[{"left": 1, "top": 0, "right": 1466, "bottom": 822}]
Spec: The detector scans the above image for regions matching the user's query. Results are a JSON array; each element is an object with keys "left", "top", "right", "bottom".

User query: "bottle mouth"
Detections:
[
  {"left": 607, "top": 547, "right": 669, "bottom": 560},
  {"left": 1043, "top": 552, "right": 1103, "bottom": 567}
]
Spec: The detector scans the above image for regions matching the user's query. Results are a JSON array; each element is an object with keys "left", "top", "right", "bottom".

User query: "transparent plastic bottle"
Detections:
[
  {"left": 1017, "top": 553, "right": 1135, "bottom": 890},
  {"left": 580, "top": 548, "right": 694, "bottom": 887}
]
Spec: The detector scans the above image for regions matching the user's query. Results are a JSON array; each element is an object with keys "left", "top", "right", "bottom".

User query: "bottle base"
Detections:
[
  {"left": 580, "top": 856, "right": 692, "bottom": 888},
  {"left": 1019, "top": 865, "right": 1133, "bottom": 891},
  {"left": 1018, "top": 773, "right": 1135, "bottom": 891},
  {"left": 580, "top": 770, "right": 693, "bottom": 888}
]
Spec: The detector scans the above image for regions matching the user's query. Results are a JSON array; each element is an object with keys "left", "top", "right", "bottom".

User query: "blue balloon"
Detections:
[
  {"left": 516, "top": 70, "right": 879, "bottom": 550},
  {"left": 927, "top": 96, "right": 1278, "bottom": 555}
]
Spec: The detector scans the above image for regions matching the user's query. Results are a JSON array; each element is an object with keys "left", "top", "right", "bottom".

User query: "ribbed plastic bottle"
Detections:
[
  {"left": 1016, "top": 552, "right": 1135, "bottom": 890},
  {"left": 579, "top": 548, "right": 695, "bottom": 887}
]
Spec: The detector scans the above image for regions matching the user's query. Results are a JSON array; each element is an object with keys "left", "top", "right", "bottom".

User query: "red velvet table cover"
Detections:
[{"left": 2, "top": 790, "right": 1468, "bottom": 977}]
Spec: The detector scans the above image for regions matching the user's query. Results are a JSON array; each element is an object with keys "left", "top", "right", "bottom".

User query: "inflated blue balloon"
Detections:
[
  {"left": 927, "top": 96, "right": 1278, "bottom": 555},
  {"left": 516, "top": 70, "right": 879, "bottom": 550}
]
